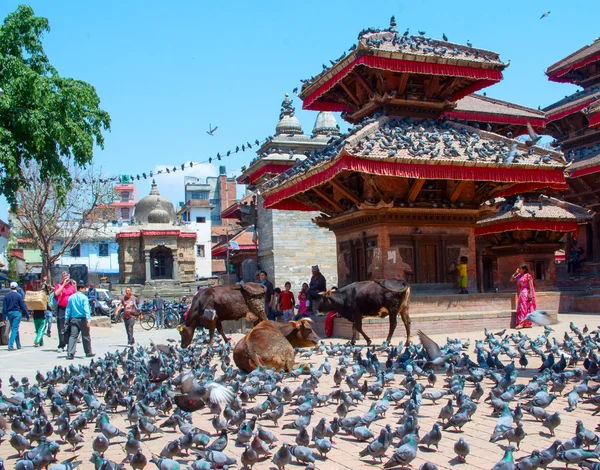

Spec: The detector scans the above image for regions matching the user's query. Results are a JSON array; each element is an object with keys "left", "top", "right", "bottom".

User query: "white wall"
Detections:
[
  {"left": 186, "top": 206, "right": 212, "bottom": 279},
  {"left": 0, "top": 236, "right": 7, "bottom": 270},
  {"left": 54, "top": 240, "right": 120, "bottom": 274}
]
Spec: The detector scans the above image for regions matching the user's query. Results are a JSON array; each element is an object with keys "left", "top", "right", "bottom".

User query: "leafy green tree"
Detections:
[{"left": 0, "top": 5, "right": 110, "bottom": 205}]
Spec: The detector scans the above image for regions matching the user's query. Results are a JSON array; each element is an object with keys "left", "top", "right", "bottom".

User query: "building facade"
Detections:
[
  {"left": 183, "top": 166, "right": 237, "bottom": 226},
  {"left": 110, "top": 180, "right": 138, "bottom": 222},
  {"left": 178, "top": 200, "right": 213, "bottom": 279}
]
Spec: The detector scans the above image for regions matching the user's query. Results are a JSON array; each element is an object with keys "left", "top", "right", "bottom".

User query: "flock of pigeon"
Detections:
[
  {"left": 299, "top": 17, "right": 503, "bottom": 94},
  {"left": 260, "top": 115, "right": 562, "bottom": 194},
  {"left": 0, "top": 319, "right": 599, "bottom": 470}
]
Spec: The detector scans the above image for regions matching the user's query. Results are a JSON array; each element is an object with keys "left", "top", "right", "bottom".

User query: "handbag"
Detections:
[{"left": 48, "top": 292, "right": 58, "bottom": 310}]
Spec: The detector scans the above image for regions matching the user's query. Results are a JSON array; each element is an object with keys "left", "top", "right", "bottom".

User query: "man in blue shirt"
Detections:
[
  {"left": 2, "top": 282, "right": 30, "bottom": 350},
  {"left": 65, "top": 281, "right": 95, "bottom": 360}
]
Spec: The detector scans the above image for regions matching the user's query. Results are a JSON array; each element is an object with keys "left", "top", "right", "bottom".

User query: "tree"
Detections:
[
  {"left": 12, "top": 161, "right": 114, "bottom": 283},
  {"left": 0, "top": 5, "right": 110, "bottom": 205}
]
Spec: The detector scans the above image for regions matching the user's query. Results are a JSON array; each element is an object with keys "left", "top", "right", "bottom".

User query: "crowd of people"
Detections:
[{"left": 258, "top": 264, "right": 327, "bottom": 322}]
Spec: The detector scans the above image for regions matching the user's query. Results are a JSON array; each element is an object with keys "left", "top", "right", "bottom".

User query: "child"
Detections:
[
  {"left": 300, "top": 282, "right": 310, "bottom": 306},
  {"left": 456, "top": 256, "right": 468, "bottom": 294},
  {"left": 269, "top": 287, "right": 282, "bottom": 321},
  {"left": 280, "top": 282, "right": 296, "bottom": 322},
  {"left": 295, "top": 291, "right": 310, "bottom": 320}
]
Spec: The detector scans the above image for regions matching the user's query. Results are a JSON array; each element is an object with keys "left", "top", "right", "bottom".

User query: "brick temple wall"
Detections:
[{"left": 257, "top": 196, "right": 338, "bottom": 291}]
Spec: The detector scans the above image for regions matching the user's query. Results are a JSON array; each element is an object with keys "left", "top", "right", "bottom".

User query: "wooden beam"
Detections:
[
  {"left": 312, "top": 187, "right": 343, "bottom": 213},
  {"left": 426, "top": 76, "right": 440, "bottom": 100},
  {"left": 339, "top": 80, "right": 361, "bottom": 107},
  {"left": 408, "top": 179, "right": 426, "bottom": 202},
  {"left": 397, "top": 73, "right": 409, "bottom": 95},
  {"left": 449, "top": 180, "right": 468, "bottom": 203},
  {"left": 352, "top": 72, "right": 374, "bottom": 97},
  {"left": 362, "top": 174, "right": 384, "bottom": 200},
  {"left": 330, "top": 179, "right": 360, "bottom": 206},
  {"left": 295, "top": 194, "right": 332, "bottom": 215}
]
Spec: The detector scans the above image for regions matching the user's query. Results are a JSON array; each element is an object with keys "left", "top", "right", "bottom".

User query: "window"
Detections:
[
  {"left": 211, "top": 215, "right": 222, "bottom": 224},
  {"left": 190, "top": 191, "right": 209, "bottom": 200},
  {"left": 70, "top": 244, "right": 81, "bottom": 257},
  {"left": 98, "top": 243, "right": 109, "bottom": 257},
  {"left": 121, "top": 191, "right": 130, "bottom": 202},
  {"left": 197, "top": 245, "right": 205, "bottom": 257},
  {"left": 121, "top": 208, "right": 130, "bottom": 219},
  {"left": 196, "top": 216, "right": 206, "bottom": 223},
  {"left": 209, "top": 198, "right": 219, "bottom": 204},
  {"left": 534, "top": 261, "right": 546, "bottom": 281}
]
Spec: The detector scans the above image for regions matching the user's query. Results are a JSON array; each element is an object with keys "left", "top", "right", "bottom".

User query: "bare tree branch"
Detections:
[{"left": 12, "top": 161, "right": 115, "bottom": 283}]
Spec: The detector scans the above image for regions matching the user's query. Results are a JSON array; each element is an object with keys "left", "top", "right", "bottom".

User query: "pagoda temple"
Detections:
[
  {"left": 261, "top": 18, "right": 572, "bottom": 292},
  {"left": 543, "top": 38, "right": 600, "bottom": 266}
]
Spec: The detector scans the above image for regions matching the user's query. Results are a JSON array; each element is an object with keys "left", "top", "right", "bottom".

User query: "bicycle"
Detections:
[{"left": 138, "top": 304, "right": 156, "bottom": 330}]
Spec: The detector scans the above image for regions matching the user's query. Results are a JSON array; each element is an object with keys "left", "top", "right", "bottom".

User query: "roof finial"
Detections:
[
  {"left": 280, "top": 93, "right": 296, "bottom": 120},
  {"left": 150, "top": 180, "right": 160, "bottom": 195},
  {"left": 390, "top": 16, "right": 397, "bottom": 31}
]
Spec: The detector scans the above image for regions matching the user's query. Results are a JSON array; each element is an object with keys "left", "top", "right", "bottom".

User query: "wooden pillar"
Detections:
[
  {"left": 593, "top": 214, "right": 600, "bottom": 262},
  {"left": 477, "top": 248, "right": 484, "bottom": 293}
]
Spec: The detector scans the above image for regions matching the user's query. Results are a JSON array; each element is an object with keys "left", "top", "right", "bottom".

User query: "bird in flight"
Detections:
[
  {"left": 540, "top": 11, "right": 550, "bottom": 19},
  {"left": 207, "top": 124, "right": 218, "bottom": 136}
]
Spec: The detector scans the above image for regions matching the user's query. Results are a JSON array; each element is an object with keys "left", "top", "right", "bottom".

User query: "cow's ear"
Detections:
[{"left": 288, "top": 321, "right": 298, "bottom": 329}]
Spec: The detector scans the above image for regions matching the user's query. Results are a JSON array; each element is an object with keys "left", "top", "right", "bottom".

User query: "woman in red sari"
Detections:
[{"left": 510, "top": 264, "right": 535, "bottom": 329}]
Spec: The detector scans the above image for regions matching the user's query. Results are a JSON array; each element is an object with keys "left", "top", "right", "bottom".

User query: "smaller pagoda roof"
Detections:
[
  {"left": 221, "top": 193, "right": 255, "bottom": 220},
  {"left": 476, "top": 195, "right": 592, "bottom": 237},
  {"left": 546, "top": 38, "right": 600, "bottom": 83},
  {"left": 585, "top": 99, "right": 600, "bottom": 128},
  {"left": 543, "top": 85, "right": 600, "bottom": 122},
  {"left": 568, "top": 142, "right": 600, "bottom": 179},
  {"left": 448, "top": 94, "right": 546, "bottom": 127},
  {"left": 212, "top": 227, "right": 256, "bottom": 258}
]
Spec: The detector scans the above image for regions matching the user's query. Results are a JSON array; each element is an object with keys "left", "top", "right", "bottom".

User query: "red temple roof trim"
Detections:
[
  {"left": 545, "top": 96, "right": 598, "bottom": 122},
  {"left": 263, "top": 154, "right": 567, "bottom": 210},
  {"left": 546, "top": 39, "right": 600, "bottom": 82},
  {"left": 302, "top": 55, "right": 503, "bottom": 111},
  {"left": 244, "top": 163, "right": 293, "bottom": 185},
  {"left": 475, "top": 220, "right": 579, "bottom": 237},
  {"left": 571, "top": 163, "right": 600, "bottom": 179},
  {"left": 589, "top": 113, "right": 600, "bottom": 129}
]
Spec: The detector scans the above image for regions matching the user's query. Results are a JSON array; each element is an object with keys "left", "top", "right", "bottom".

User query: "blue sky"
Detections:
[{"left": 1, "top": 0, "right": 598, "bottom": 218}]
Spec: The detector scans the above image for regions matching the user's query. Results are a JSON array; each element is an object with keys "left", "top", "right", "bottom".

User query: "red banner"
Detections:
[
  {"left": 475, "top": 220, "right": 579, "bottom": 237},
  {"left": 443, "top": 111, "right": 546, "bottom": 128},
  {"left": 548, "top": 51, "right": 600, "bottom": 83}
]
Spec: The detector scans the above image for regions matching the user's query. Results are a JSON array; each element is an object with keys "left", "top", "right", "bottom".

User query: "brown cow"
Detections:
[
  {"left": 233, "top": 319, "right": 321, "bottom": 373},
  {"left": 179, "top": 282, "right": 267, "bottom": 347}
]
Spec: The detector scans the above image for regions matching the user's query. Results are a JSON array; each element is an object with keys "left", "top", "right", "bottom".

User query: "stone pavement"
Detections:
[{"left": 0, "top": 313, "right": 599, "bottom": 469}]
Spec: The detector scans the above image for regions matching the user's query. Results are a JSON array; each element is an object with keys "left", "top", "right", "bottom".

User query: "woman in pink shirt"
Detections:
[{"left": 54, "top": 271, "right": 76, "bottom": 352}]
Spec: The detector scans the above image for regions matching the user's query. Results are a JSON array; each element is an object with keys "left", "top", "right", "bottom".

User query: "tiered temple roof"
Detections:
[
  {"left": 546, "top": 38, "right": 600, "bottom": 86},
  {"left": 299, "top": 20, "right": 506, "bottom": 122}
]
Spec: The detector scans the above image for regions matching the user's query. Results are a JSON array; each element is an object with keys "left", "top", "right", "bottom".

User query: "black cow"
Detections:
[{"left": 317, "top": 279, "right": 411, "bottom": 345}]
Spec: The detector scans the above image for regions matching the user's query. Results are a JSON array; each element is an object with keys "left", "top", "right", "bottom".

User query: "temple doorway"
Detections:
[{"left": 150, "top": 246, "right": 173, "bottom": 280}]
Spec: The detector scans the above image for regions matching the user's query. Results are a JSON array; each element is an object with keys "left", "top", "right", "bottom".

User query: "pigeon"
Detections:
[
  {"left": 289, "top": 445, "right": 316, "bottom": 464},
  {"left": 206, "top": 124, "right": 218, "bottom": 136},
  {"left": 92, "top": 433, "right": 110, "bottom": 456},
  {"left": 418, "top": 331, "right": 454, "bottom": 369},
  {"left": 272, "top": 443, "right": 292, "bottom": 470},
  {"left": 542, "top": 412, "right": 561, "bottom": 436},
  {"left": 384, "top": 434, "right": 417, "bottom": 468},
  {"left": 419, "top": 423, "right": 442, "bottom": 450},
  {"left": 540, "top": 11, "right": 551, "bottom": 19},
  {"left": 314, "top": 437, "right": 332, "bottom": 458},
  {"left": 150, "top": 457, "right": 181, "bottom": 470},
  {"left": 492, "top": 445, "right": 516, "bottom": 470},
  {"left": 525, "top": 310, "right": 552, "bottom": 326},
  {"left": 241, "top": 445, "right": 258, "bottom": 469},
  {"left": 454, "top": 437, "right": 470, "bottom": 462}
]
